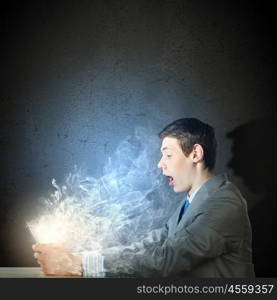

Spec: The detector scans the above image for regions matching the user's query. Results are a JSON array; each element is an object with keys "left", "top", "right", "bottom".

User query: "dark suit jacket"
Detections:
[{"left": 103, "top": 174, "right": 255, "bottom": 277}]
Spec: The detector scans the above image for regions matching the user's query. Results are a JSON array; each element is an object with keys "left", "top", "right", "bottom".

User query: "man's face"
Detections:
[{"left": 158, "top": 137, "right": 194, "bottom": 193}]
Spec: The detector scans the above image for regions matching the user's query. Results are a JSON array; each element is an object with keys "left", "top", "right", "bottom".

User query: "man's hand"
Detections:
[{"left": 32, "top": 243, "right": 83, "bottom": 276}]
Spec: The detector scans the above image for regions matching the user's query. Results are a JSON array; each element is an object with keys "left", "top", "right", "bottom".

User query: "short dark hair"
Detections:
[{"left": 159, "top": 118, "right": 217, "bottom": 170}]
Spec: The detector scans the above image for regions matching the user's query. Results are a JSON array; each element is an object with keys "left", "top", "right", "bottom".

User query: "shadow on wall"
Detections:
[{"left": 227, "top": 118, "right": 277, "bottom": 277}]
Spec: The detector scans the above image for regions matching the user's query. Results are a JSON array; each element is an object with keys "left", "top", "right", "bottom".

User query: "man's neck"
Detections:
[{"left": 188, "top": 169, "right": 214, "bottom": 196}]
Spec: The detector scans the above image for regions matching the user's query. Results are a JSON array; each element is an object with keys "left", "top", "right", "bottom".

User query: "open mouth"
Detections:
[{"left": 168, "top": 176, "right": 174, "bottom": 186}]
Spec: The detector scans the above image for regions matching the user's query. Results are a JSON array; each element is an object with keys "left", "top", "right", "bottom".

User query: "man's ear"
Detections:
[{"left": 191, "top": 144, "right": 204, "bottom": 163}]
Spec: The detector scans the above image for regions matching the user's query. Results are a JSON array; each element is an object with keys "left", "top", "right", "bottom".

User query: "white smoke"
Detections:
[{"left": 27, "top": 127, "right": 181, "bottom": 253}]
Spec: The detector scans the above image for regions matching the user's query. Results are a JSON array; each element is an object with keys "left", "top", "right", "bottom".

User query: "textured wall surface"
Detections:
[{"left": 0, "top": 0, "right": 275, "bottom": 273}]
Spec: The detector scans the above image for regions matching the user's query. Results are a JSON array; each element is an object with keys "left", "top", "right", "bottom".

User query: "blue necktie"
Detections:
[{"left": 177, "top": 199, "right": 190, "bottom": 224}]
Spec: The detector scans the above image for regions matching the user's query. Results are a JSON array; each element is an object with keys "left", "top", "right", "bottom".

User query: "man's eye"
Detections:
[{"left": 167, "top": 155, "right": 172, "bottom": 158}]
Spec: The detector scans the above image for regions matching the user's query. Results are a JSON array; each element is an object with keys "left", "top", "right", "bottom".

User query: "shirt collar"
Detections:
[{"left": 187, "top": 185, "right": 202, "bottom": 204}]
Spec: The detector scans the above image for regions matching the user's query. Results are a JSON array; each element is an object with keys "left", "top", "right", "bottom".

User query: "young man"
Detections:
[{"left": 33, "top": 118, "right": 255, "bottom": 277}]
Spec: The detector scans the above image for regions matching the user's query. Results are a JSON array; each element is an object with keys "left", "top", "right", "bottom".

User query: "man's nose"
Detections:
[
  {"left": 157, "top": 158, "right": 165, "bottom": 169},
  {"left": 157, "top": 158, "right": 162, "bottom": 169}
]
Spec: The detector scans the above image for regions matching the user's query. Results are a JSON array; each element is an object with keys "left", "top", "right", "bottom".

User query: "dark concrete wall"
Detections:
[{"left": 0, "top": 0, "right": 275, "bottom": 274}]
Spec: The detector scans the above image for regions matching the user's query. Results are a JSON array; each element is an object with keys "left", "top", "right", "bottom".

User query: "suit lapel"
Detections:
[{"left": 174, "top": 174, "right": 228, "bottom": 232}]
